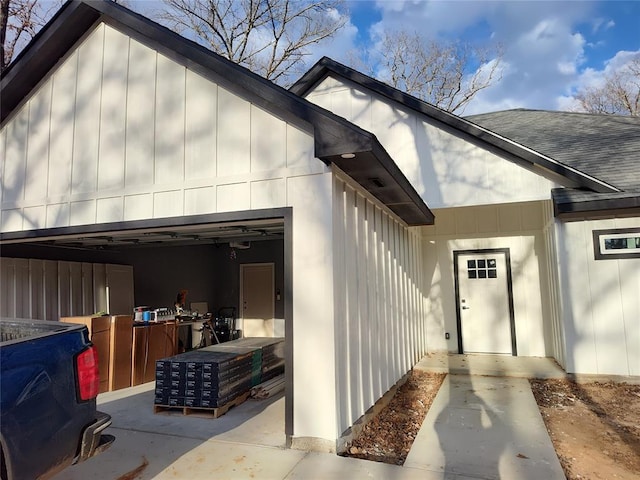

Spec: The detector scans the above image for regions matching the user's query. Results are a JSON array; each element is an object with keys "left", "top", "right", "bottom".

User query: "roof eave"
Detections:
[
  {"left": 552, "top": 189, "right": 640, "bottom": 220},
  {"left": 1, "top": 1, "right": 101, "bottom": 123},
  {"left": 318, "top": 137, "right": 435, "bottom": 226}
]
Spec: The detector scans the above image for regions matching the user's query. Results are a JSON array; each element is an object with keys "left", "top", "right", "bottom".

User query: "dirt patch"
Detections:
[
  {"left": 344, "top": 371, "right": 640, "bottom": 480},
  {"left": 343, "top": 370, "right": 445, "bottom": 465},
  {"left": 530, "top": 378, "right": 640, "bottom": 480}
]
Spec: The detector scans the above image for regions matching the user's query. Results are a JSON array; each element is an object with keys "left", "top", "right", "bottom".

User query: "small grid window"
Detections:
[{"left": 467, "top": 258, "right": 497, "bottom": 279}]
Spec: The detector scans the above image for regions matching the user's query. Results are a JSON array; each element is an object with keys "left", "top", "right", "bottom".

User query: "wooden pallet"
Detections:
[{"left": 153, "top": 391, "right": 250, "bottom": 419}]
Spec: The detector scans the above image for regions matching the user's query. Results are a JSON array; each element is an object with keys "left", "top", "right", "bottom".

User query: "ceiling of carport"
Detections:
[{"left": 1, "top": 219, "right": 284, "bottom": 251}]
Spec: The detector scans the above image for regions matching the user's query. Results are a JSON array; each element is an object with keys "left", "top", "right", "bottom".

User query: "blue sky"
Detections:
[
  {"left": 25, "top": 1, "right": 640, "bottom": 115},
  {"left": 322, "top": 1, "right": 640, "bottom": 114}
]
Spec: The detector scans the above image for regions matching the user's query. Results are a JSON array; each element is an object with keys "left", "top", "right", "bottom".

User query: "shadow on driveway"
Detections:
[{"left": 51, "top": 382, "right": 286, "bottom": 480}]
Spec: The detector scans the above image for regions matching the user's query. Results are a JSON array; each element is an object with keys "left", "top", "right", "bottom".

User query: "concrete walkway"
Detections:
[
  {"left": 53, "top": 354, "right": 566, "bottom": 480},
  {"left": 404, "top": 374, "right": 565, "bottom": 479}
]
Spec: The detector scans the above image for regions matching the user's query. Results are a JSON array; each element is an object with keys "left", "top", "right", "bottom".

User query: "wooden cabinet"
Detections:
[
  {"left": 61, "top": 315, "right": 133, "bottom": 392},
  {"left": 61, "top": 316, "right": 111, "bottom": 393},
  {"left": 131, "top": 322, "right": 178, "bottom": 385},
  {"left": 108, "top": 315, "right": 134, "bottom": 390}
]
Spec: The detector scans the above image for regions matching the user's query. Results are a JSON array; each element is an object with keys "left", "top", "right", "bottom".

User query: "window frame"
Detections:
[{"left": 592, "top": 227, "right": 640, "bottom": 260}]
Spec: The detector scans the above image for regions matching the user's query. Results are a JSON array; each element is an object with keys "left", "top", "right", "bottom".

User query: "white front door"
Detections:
[{"left": 455, "top": 250, "right": 515, "bottom": 355}]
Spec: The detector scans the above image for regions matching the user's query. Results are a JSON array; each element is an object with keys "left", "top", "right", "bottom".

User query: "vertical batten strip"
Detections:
[
  {"left": 376, "top": 207, "right": 387, "bottom": 393},
  {"left": 380, "top": 211, "right": 390, "bottom": 393},
  {"left": 345, "top": 186, "right": 358, "bottom": 424},
  {"left": 332, "top": 177, "right": 347, "bottom": 434},
  {"left": 401, "top": 226, "right": 409, "bottom": 371},
  {"left": 419, "top": 233, "right": 425, "bottom": 355},
  {"left": 357, "top": 193, "right": 371, "bottom": 411},
  {"left": 354, "top": 191, "right": 364, "bottom": 417},
  {"left": 392, "top": 219, "right": 401, "bottom": 379},
  {"left": 368, "top": 200, "right": 381, "bottom": 401}
]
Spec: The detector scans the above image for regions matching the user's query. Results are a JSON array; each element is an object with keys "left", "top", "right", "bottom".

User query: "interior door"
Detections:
[
  {"left": 240, "top": 263, "right": 275, "bottom": 337},
  {"left": 455, "top": 250, "right": 515, "bottom": 355},
  {"left": 105, "top": 264, "right": 134, "bottom": 315}
]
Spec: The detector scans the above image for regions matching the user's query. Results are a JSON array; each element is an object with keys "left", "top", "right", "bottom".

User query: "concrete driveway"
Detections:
[
  {"left": 52, "top": 354, "right": 567, "bottom": 479},
  {"left": 52, "top": 383, "right": 428, "bottom": 480}
]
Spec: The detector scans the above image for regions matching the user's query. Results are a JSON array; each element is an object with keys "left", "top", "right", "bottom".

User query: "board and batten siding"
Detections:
[
  {"left": 303, "top": 76, "right": 558, "bottom": 210},
  {"left": 542, "top": 201, "right": 567, "bottom": 369},
  {"left": 0, "top": 22, "right": 321, "bottom": 232},
  {"left": 333, "top": 172, "right": 426, "bottom": 436},
  {"left": 555, "top": 217, "right": 639, "bottom": 376},
  {"left": 421, "top": 201, "right": 554, "bottom": 358}
]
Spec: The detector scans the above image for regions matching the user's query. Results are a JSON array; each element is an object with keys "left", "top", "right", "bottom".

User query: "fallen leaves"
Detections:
[{"left": 343, "top": 370, "right": 445, "bottom": 465}]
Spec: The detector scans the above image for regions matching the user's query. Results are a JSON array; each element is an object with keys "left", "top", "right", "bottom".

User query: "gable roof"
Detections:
[
  {"left": 291, "top": 57, "right": 640, "bottom": 219},
  {"left": 0, "top": 0, "right": 433, "bottom": 226},
  {"left": 290, "top": 57, "right": 621, "bottom": 195}
]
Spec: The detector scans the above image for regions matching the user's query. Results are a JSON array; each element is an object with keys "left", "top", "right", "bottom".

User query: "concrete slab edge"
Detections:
[{"left": 290, "top": 436, "right": 336, "bottom": 453}]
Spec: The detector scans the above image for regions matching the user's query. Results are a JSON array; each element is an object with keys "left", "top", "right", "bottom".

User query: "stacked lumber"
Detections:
[
  {"left": 250, "top": 374, "right": 285, "bottom": 399},
  {"left": 260, "top": 339, "right": 285, "bottom": 382}
]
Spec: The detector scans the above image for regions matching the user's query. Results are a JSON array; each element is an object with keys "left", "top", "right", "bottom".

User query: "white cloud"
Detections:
[
  {"left": 561, "top": 49, "right": 640, "bottom": 94},
  {"left": 347, "top": 1, "right": 617, "bottom": 114},
  {"left": 591, "top": 17, "right": 615, "bottom": 34}
]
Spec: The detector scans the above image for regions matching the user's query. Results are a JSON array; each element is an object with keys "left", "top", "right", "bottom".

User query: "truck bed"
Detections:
[{"left": 0, "top": 318, "right": 85, "bottom": 344}]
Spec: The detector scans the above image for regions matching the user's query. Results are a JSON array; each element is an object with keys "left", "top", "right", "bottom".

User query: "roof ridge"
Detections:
[{"left": 467, "top": 108, "right": 640, "bottom": 119}]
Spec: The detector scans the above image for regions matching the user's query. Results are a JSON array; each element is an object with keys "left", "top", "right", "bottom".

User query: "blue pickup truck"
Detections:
[{"left": 0, "top": 318, "right": 114, "bottom": 480}]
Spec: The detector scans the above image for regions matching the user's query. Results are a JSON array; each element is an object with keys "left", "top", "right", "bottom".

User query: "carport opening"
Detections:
[{"left": 0, "top": 210, "right": 293, "bottom": 446}]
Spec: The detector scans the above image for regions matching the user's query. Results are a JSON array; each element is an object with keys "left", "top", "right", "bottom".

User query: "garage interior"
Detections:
[
  {"left": 1, "top": 215, "right": 285, "bottom": 318},
  {"left": 0, "top": 211, "right": 291, "bottom": 433}
]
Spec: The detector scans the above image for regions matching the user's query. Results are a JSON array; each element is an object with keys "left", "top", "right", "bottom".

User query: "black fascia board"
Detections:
[
  {"left": 0, "top": 1, "right": 101, "bottom": 122},
  {"left": 552, "top": 189, "right": 640, "bottom": 219},
  {"left": 1, "top": 0, "right": 432, "bottom": 226},
  {"left": 291, "top": 57, "right": 620, "bottom": 195}
]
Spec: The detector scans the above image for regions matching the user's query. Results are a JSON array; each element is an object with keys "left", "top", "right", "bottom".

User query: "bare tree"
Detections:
[
  {"left": 159, "top": 0, "right": 346, "bottom": 85},
  {"left": 574, "top": 57, "right": 640, "bottom": 116},
  {"left": 356, "top": 30, "right": 503, "bottom": 114},
  {"left": 1, "top": 0, "right": 59, "bottom": 74},
  {"left": 1, "top": 0, "right": 132, "bottom": 74}
]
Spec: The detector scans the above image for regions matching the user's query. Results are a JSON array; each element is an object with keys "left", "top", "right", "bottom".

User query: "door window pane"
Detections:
[{"left": 466, "top": 258, "right": 498, "bottom": 280}]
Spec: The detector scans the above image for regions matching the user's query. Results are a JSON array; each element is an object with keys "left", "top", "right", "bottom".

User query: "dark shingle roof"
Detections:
[{"left": 466, "top": 109, "right": 640, "bottom": 192}]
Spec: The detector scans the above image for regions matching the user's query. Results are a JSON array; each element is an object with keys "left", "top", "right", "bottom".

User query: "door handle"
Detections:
[{"left": 461, "top": 306, "right": 470, "bottom": 310}]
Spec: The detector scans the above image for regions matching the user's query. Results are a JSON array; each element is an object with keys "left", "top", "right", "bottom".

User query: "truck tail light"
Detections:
[{"left": 76, "top": 346, "right": 100, "bottom": 401}]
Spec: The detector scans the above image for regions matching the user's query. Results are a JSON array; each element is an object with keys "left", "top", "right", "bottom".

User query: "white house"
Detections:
[
  {"left": 1, "top": 0, "right": 638, "bottom": 451},
  {"left": 291, "top": 59, "right": 640, "bottom": 380}
]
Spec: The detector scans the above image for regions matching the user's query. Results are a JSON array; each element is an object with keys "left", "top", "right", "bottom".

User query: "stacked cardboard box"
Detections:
[
  {"left": 154, "top": 337, "right": 285, "bottom": 410},
  {"left": 155, "top": 348, "right": 254, "bottom": 408},
  {"left": 205, "top": 337, "right": 284, "bottom": 385}
]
